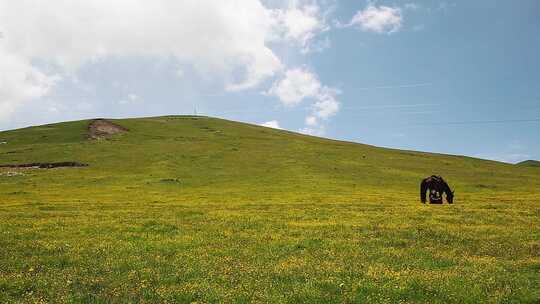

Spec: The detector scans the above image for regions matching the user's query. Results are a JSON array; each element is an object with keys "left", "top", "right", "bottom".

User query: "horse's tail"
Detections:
[{"left": 420, "top": 178, "right": 428, "bottom": 203}]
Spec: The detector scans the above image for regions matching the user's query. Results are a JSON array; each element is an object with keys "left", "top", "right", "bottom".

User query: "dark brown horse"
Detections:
[{"left": 420, "top": 175, "right": 454, "bottom": 204}]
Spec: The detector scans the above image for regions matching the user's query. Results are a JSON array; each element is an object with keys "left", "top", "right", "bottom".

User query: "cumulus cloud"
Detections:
[
  {"left": 267, "top": 67, "right": 340, "bottom": 136},
  {"left": 348, "top": 5, "right": 403, "bottom": 34},
  {"left": 312, "top": 87, "right": 340, "bottom": 119},
  {"left": 277, "top": 1, "right": 330, "bottom": 52},
  {"left": 267, "top": 68, "right": 322, "bottom": 106},
  {"left": 0, "top": 0, "right": 344, "bottom": 138},
  {"left": 260, "top": 120, "right": 282, "bottom": 129},
  {"left": 305, "top": 115, "right": 318, "bottom": 126},
  {"left": 0, "top": 47, "right": 59, "bottom": 121},
  {"left": 0, "top": 1, "right": 284, "bottom": 90},
  {"left": 0, "top": 0, "right": 334, "bottom": 123}
]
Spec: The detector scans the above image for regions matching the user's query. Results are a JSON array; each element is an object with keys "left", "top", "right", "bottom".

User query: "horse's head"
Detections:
[{"left": 447, "top": 190, "right": 454, "bottom": 204}]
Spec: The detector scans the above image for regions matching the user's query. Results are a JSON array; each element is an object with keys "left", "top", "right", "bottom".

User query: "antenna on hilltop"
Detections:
[{"left": 194, "top": 104, "right": 197, "bottom": 116}]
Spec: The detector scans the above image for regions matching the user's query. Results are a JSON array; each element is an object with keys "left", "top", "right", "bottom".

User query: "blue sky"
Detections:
[{"left": 1, "top": 0, "right": 539, "bottom": 163}]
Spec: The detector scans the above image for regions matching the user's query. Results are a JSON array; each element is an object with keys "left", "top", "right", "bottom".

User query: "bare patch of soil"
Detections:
[
  {"left": 0, "top": 162, "right": 88, "bottom": 169},
  {"left": 88, "top": 119, "right": 128, "bottom": 140}
]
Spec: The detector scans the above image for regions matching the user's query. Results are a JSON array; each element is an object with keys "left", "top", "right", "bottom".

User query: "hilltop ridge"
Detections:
[
  {"left": 0, "top": 115, "right": 538, "bottom": 203},
  {"left": 517, "top": 159, "right": 540, "bottom": 167}
]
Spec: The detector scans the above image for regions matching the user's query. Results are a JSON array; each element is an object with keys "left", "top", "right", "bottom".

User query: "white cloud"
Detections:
[
  {"left": 305, "top": 115, "right": 318, "bottom": 126},
  {"left": 312, "top": 87, "right": 340, "bottom": 119},
  {"left": 348, "top": 5, "right": 403, "bottom": 34},
  {"left": 267, "top": 67, "right": 340, "bottom": 136},
  {"left": 277, "top": 2, "right": 329, "bottom": 52},
  {"left": 303, "top": 87, "right": 339, "bottom": 135},
  {"left": 0, "top": 47, "right": 59, "bottom": 121},
  {"left": 0, "top": 1, "right": 283, "bottom": 90},
  {"left": 260, "top": 120, "right": 282, "bottom": 129},
  {"left": 267, "top": 68, "right": 321, "bottom": 106},
  {"left": 0, "top": 0, "right": 333, "bottom": 123}
]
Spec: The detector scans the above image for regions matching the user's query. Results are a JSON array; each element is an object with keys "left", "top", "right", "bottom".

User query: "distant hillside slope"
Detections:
[
  {"left": 517, "top": 160, "right": 540, "bottom": 168},
  {"left": 0, "top": 115, "right": 539, "bottom": 203}
]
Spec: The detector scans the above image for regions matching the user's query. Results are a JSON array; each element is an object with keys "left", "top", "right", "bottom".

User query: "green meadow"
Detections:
[{"left": 0, "top": 116, "right": 539, "bottom": 303}]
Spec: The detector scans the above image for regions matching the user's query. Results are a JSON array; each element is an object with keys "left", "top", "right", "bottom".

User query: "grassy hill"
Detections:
[
  {"left": 0, "top": 116, "right": 539, "bottom": 303},
  {"left": 517, "top": 159, "right": 540, "bottom": 168}
]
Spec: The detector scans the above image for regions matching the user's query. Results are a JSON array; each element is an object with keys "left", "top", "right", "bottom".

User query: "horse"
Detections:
[{"left": 420, "top": 175, "right": 454, "bottom": 204}]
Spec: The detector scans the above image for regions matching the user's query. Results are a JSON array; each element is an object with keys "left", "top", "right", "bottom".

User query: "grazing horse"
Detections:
[{"left": 420, "top": 175, "right": 454, "bottom": 204}]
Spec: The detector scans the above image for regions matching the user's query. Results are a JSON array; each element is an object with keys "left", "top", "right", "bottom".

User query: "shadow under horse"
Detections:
[{"left": 420, "top": 175, "right": 454, "bottom": 204}]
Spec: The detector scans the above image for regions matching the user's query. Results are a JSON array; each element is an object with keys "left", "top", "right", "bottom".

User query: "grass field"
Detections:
[{"left": 0, "top": 116, "right": 539, "bottom": 303}]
